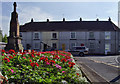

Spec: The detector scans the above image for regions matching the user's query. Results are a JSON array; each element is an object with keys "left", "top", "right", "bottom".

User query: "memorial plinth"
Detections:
[{"left": 5, "top": 2, "right": 23, "bottom": 51}]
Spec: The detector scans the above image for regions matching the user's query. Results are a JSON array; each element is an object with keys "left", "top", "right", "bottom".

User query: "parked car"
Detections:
[{"left": 68, "top": 46, "right": 89, "bottom": 56}]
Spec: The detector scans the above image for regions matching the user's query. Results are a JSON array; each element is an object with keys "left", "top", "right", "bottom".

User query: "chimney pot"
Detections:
[
  {"left": 63, "top": 18, "right": 65, "bottom": 22},
  {"left": 80, "top": 18, "right": 82, "bottom": 21},
  {"left": 96, "top": 18, "right": 99, "bottom": 21},
  {"left": 108, "top": 17, "right": 111, "bottom": 21},
  {"left": 47, "top": 19, "right": 49, "bottom": 22},
  {"left": 31, "top": 18, "right": 33, "bottom": 22}
]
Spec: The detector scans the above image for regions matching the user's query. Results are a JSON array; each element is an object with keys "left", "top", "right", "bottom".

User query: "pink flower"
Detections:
[
  {"left": 67, "top": 58, "right": 73, "bottom": 62},
  {"left": 62, "top": 71, "right": 65, "bottom": 73},
  {"left": 23, "top": 57, "right": 26, "bottom": 59},
  {"left": 46, "top": 62, "right": 50, "bottom": 65},
  {"left": 11, "top": 69, "right": 14, "bottom": 73},
  {"left": 55, "top": 64, "right": 62, "bottom": 69}
]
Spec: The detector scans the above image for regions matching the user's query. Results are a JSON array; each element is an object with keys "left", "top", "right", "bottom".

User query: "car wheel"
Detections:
[{"left": 79, "top": 53, "right": 84, "bottom": 56}]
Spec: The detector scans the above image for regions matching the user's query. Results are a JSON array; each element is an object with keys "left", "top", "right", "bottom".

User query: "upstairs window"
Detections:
[
  {"left": 20, "top": 32, "right": 22, "bottom": 37},
  {"left": 33, "top": 32, "right": 40, "bottom": 39},
  {"left": 105, "top": 32, "right": 111, "bottom": 39},
  {"left": 52, "top": 33, "right": 57, "bottom": 39},
  {"left": 70, "top": 32, "right": 76, "bottom": 39},
  {"left": 89, "top": 32, "right": 94, "bottom": 39}
]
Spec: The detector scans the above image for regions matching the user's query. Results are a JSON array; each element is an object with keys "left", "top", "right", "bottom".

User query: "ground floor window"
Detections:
[
  {"left": 52, "top": 43, "right": 57, "bottom": 49},
  {"left": 34, "top": 43, "right": 39, "bottom": 49},
  {"left": 105, "top": 44, "right": 111, "bottom": 52},
  {"left": 89, "top": 43, "right": 95, "bottom": 53},
  {"left": 71, "top": 43, "right": 76, "bottom": 49}
]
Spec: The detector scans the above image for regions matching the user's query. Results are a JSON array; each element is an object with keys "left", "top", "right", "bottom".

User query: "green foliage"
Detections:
[
  {"left": 0, "top": 29, "right": 3, "bottom": 42},
  {"left": 1, "top": 50, "right": 89, "bottom": 83},
  {"left": 2, "top": 34, "right": 8, "bottom": 43}
]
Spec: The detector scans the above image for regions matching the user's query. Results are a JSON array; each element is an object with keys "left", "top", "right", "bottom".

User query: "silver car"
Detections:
[{"left": 69, "top": 46, "right": 89, "bottom": 56}]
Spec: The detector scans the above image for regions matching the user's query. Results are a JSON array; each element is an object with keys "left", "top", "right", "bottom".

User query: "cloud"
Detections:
[
  {"left": 2, "top": 16, "right": 10, "bottom": 35},
  {"left": 18, "top": 4, "right": 54, "bottom": 25}
]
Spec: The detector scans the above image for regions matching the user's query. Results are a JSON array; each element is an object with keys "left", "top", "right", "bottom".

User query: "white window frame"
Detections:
[
  {"left": 52, "top": 43, "right": 57, "bottom": 49},
  {"left": 90, "top": 43, "right": 94, "bottom": 49},
  {"left": 52, "top": 32, "right": 57, "bottom": 39},
  {"left": 33, "top": 32, "right": 40, "bottom": 39},
  {"left": 70, "top": 32, "right": 76, "bottom": 39},
  {"left": 89, "top": 31, "right": 94, "bottom": 39},
  {"left": 34, "top": 42, "right": 39, "bottom": 49},
  {"left": 105, "top": 32, "right": 111, "bottom": 40},
  {"left": 105, "top": 43, "right": 111, "bottom": 52},
  {"left": 71, "top": 43, "right": 76, "bottom": 49}
]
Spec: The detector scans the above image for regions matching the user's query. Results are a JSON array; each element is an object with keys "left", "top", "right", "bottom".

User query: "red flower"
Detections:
[
  {"left": 22, "top": 52, "right": 26, "bottom": 55},
  {"left": 3, "top": 57, "right": 10, "bottom": 62},
  {"left": 2, "top": 50, "right": 5, "bottom": 53},
  {"left": 39, "top": 57, "right": 48, "bottom": 62},
  {"left": 39, "top": 57, "right": 44, "bottom": 61},
  {"left": 13, "top": 54, "right": 15, "bottom": 57},
  {"left": 76, "top": 73, "right": 79, "bottom": 75},
  {"left": 49, "top": 60, "right": 56, "bottom": 64},
  {"left": 30, "top": 60, "right": 32, "bottom": 62},
  {"left": 36, "top": 63, "right": 39, "bottom": 67},
  {"left": 9, "top": 49, "right": 15, "bottom": 54},
  {"left": 68, "top": 62, "right": 71, "bottom": 65},
  {"left": 19, "top": 50, "right": 22, "bottom": 52},
  {"left": 53, "top": 55, "right": 60, "bottom": 59},
  {"left": 76, "top": 73, "right": 81, "bottom": 76},
  {"left": 65, "top": 56, "right": 71, "bottom": 59},
  {"left": 9, "top": 56, "right": 14, "bottom": 59},
  {"left": 31, "top": 54, "right": 35, "bottom": 58},
  {"left": 45, "top": 58, "right": 48, "bottom": 61},
  {"left": 68, "top": 62, "right": 75, "bottom": 68},
  {"left": 61, "top": 58, "right": 67, "bottom": 62},
  {"left": 30, "top": 62, "right": 35, "bottom": 67}
]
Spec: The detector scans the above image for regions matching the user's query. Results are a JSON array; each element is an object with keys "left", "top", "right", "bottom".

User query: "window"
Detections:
[
  {"left": 105, "top": 32, "right": 111, "bottom": 39},
  {"left": 52, "top": 43, "right": 57, "bottom": 49},
  {"left": 71, "top": 43, "right": 76, "bottom": 49},
  {"left": 20, "top": 32, "right": 22, "bottom": 37},
  {"left": 52, "top": 33, "right": 57, "bottom": 39},
  {"left": 34, "top": 43, "right": 39, "bottom": 49},
  {"left": 90, "top": 43, "right": 94, "bottom": 49},
  {"left": 70, "top": 32, "right": 76, "bottom": 39},
  {"left": 89, "top": 32, "right": 94, "bottom": 39},
  {"left": 105, "top": 44, "right": 111, "bottom": 52},
  {"left": 33, "top": 32, "right": 40, "bottom": 39}
]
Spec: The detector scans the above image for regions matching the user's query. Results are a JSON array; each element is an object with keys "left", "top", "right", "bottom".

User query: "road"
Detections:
[{"left": 74, "top": 55, "right": 120, "bottom": 83}]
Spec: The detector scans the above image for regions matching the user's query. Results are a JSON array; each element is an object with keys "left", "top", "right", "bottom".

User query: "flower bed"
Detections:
[{"left": 1, "top": 49, "right": 89, "bottom": 83}]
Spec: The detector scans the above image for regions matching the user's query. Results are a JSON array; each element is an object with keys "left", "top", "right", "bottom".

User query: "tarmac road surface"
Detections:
[{"left": 74, "top": 56, "right": 120, "bottom": 83}]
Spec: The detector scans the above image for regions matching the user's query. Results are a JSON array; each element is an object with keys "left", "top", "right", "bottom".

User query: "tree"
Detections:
[
  {"left": 2, "top": 34, "right": 8, "bottom": 43},
  {"left": 0, "top": 29, "right": 3, "bottom": 42}
]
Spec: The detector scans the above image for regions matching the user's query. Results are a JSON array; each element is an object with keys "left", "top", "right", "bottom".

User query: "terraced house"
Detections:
[{"left": 20, "top": 18, "right": 120, "bottom": 55}]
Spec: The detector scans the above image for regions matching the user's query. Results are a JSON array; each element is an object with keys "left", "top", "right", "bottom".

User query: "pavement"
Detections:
[
  {"left": 117, "top": 56, "right": 120, "bottom": 64},
  {"left": 74, "top": 55, "right": 120, "bottom": 83}
]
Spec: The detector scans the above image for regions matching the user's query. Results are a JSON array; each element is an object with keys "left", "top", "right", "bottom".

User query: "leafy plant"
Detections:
[{"left": 1, "top": 49, "right": 89, "bottom": 83}]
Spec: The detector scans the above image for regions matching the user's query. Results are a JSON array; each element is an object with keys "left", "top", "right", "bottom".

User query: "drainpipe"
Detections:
[{"left": 115, "top": 30, "right": 116, "bottom": 55}]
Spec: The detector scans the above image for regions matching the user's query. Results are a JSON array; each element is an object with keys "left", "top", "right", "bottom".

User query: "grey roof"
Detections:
[{"left": 20, "top": 20, "right": 120, "bottom": 32}]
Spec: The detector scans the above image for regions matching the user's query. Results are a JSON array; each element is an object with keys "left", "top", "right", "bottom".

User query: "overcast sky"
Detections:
[{"left": 0, "top": 0, "right": 119, "bottom": 36}]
